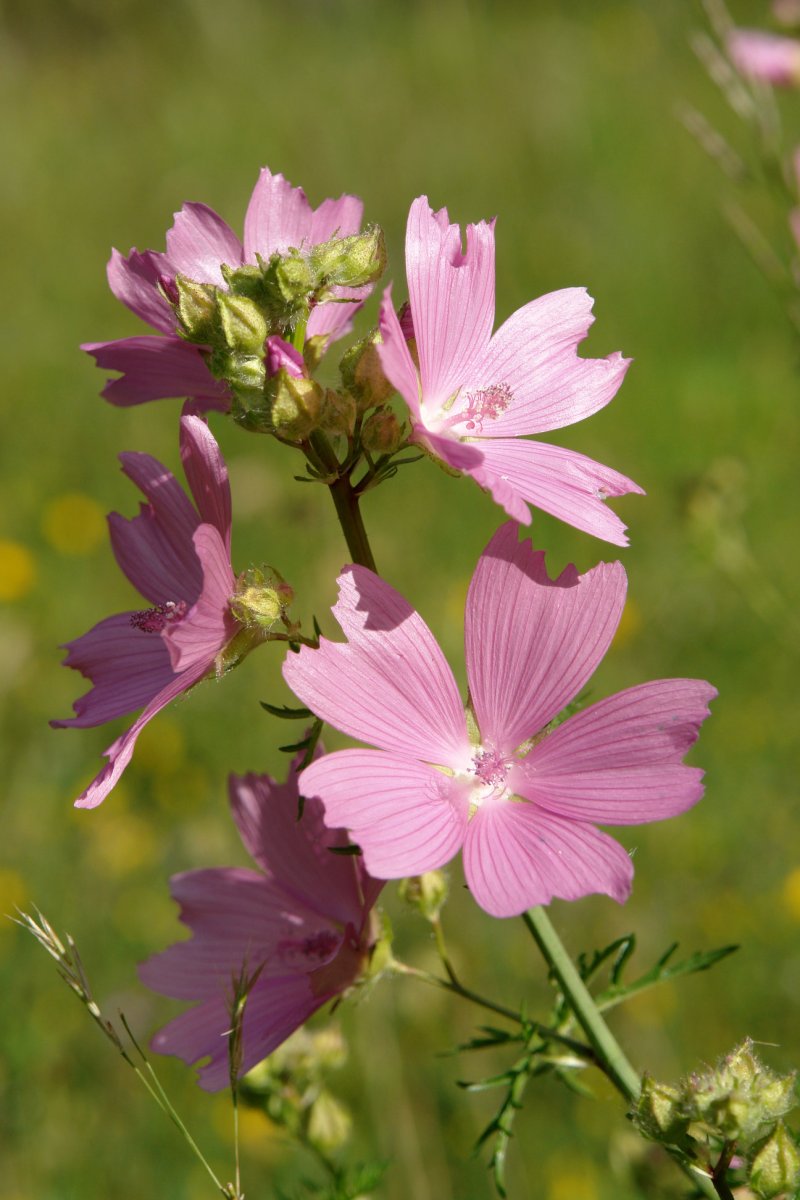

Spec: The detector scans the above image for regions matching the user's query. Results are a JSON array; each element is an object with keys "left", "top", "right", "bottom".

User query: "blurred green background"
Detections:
[{"left": 2, "top": 0, "right": 799, "bottom": 1196}]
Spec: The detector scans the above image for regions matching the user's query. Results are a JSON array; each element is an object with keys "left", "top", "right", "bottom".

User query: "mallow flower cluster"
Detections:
[{"left": 54, "top": 166, "right": 716, "bottom": 1096}]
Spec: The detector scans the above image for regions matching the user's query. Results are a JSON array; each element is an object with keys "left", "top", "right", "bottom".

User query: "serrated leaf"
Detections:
[{"left": 597, "top": 943, "right": 738, "bottom": 1011}]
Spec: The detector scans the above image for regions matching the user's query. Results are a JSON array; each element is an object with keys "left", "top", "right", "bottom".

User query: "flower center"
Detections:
[
  {"left": 277, "top": 927, "right": 340, "bottom": 971},
  {"left": 468, "top": 748, "right": 512, "bottom": 811},
  {"left": 434, "top": 381, "right": 513, "bottom": 437},
  {"left": 129, "top": 600, "right": 187, "bottom": 633}
]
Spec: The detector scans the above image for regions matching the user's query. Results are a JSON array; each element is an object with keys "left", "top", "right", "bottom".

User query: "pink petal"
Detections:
[
  {"left": 466, "top": 437, "right": 643, "bottom": 544},
  {"left": 406, "top": 197, "right": 496, "bottom": 406},
  {"left": 228, "top": 771, "right": 368, "bottom": 926},
  {"left": 107, "top": 247, "right": 175, "bottom": 333},
  {"left": 179, "top": 413, "right": 232, "bottom": 552},
  {"left": 138, "top": 868, "right": 297, "bottom": 1000},
  {"left": 463, "top": 800, "right": 634, "bottom": 917},
  {"left": 110, "top": 450, "right": 203, "bottom": 603},
  {"left": 465, "top": 523, "right": 627, "bottom": 752},
  {"left": 513, "top": 680, "right": 716, "bottom": 824},
  {"left": 465, "top": 288, "right": 631, "bottom": 436},
  {"left": 163, "top": 526, "right": 238, "bottom": 673},
  {"left": 299, "top": 750, "right": 471, "bottom": 879},
  {"left": 50, "top": 612, "right": 176, "bottom": 727},
  {"left": 283, "top": 565, "right": 470, "bottom": 765},
  {"left": 309, "top": 193, "right": 365, "bottom": 243},
  {"left": 728, "top": 29, "right": 800, "bottom": 85},
  {"left": 148, "top": 974, "right": 319, "bottom": 1092},
  {"left": 242, "top": 168, "right": 312, "bottom": 260},
  {"left": 377, "top": 285, "right": 423, "bottom": 421},
  {"left": 307, "top": 283, "right": 369, "bottom": 342},
  {"left": 72, "top": 656, "right": 211, "bottom": 808},
  {"left": 165, "top": 202, "right": 243, "bottom": 285},
  {"left": 83, "top": 336, "right": 231, "bottom": 409}
]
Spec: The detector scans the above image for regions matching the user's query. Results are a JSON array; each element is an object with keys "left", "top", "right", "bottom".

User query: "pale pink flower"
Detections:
[
  {"left": 51, "top": 412, "right": 242, "bottom": 808},
  {"left": 283, "top": 523, "right": 716, "bottom": 919},
  {"left": 84, "top": 168, "right": 367, "bottom": 409},
  {"left": 728, "top": 29, "right": 800, "bottom": 85},
  {"left": 139, "top": 757, "right": 383, "bottom": 1091},
  {"left": 377, "top": 198, "right": 643, "bottom": 545}
]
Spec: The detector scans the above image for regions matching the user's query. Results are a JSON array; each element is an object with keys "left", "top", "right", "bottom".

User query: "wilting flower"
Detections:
[
  {"left": 728, "top": 29, "right": 800, "bottom": 85},
  {"left": 377, "top": 197, "right": 642, "bottom": 545},
  {"left": 84, "top": 167, "right": 367, "bottom": 409},
  {"left": 283, "top": 523, "right": 715, "bottom": 918},
  {"left": 139, "top": 757, "right": 383, "bottom": 1090},
  {"left": 52, "top": 412, "right": 245, "bottom": 808}
]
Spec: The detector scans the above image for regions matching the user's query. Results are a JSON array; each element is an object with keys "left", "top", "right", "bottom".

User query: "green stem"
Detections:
[
  {"left": 307, "top": 430, "right": 377, "bottom": 571},
  {"left": 523, "top": 908, "right": 719, "bottom": 1200},
  {"left": 523, "top": 907, "right": 640, "bottom": 1099},
  {"left": 391, "top": 959, "right": 526, "bottom": 1026}
]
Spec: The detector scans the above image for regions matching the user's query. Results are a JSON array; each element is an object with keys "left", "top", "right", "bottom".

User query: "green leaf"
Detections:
[{"left": 260, "top": 700, "right": 313, "bottom": 720}]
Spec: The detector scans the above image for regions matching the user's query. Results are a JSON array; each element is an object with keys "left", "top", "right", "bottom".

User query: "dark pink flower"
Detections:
[
  {"left": 139, "top": 757, "right": 383, "bottom": 1091},
  {"left": 728, "top": 29, "right": 800, "bottom": 85},
  {"left": 378, "top": 197, "right": 642, "bottom": 545},
  {"left": 51, "top": 412, "right": 243, "bottom": 808},
  {"left": 283, "top": 523, "right": 716, "bottom": 918},
  {"left": 84, "top": 168, "right": 367, "bottom": 409}
]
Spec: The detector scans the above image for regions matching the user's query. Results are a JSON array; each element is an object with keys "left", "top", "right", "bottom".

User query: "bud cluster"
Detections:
[
  {"left": 170, "top": 228, "right": 387, "bottom": 438},
  {"left": 633, "top": 1040, "right": 799, "bottom": 1198}
]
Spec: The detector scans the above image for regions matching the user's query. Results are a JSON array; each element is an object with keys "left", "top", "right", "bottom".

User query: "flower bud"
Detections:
[
  {"left": 749, "top": 1121, "right": 800, "bottom": 1199},
  {"left": 318, "top": 388, "right": 356, "bottom": 437},
  {"left": 265, "top": 334, "right": 304, "bottom": 379},
  {"left": 398, "top": 872, "right": 449, "bottom": 922},
  {"left": 270, "top": 373, "right": 323, "bottom": 441},
  {"left": 217, "top": 292, "right": 267, "bottom": 354},
  {"left": 274, "top": 251, "right": 318, "bottom": 306},
  {"left": 686, "top": 1040, "right": 797, "bottom": 1147},
  {"left": 174, "top": 275, "right": 219, "bottom": 344},
  {"left": 303, "top": 333, "right": 329, "bottom": 374},
  {"left": 340, "top": 332, "right": 394, "bottom": 412},
  {"left": 311, "top": 225, "right": 387, "bottom": 290},
  {"left": 229, "top": 566, "right": 294, "bottom": 631},
  {"left": 361, "top": 408, "right": 403, "bottom": 455},
  {"left": 632, "top": 1074, "right": 691, "bottom": 1146}
]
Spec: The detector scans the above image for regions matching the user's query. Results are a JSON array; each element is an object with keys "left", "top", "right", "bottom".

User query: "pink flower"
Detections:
[
  {"left": 377, "top": 198, "right": 643, "bottom": 545},
  {"left": 139, "top": 757, "right": 383, "bottom": 1091},
  {"left": 51, "top": 412, "right": 243, "bottom": 809},
  {"left": 728, "top": 29, "right": 800, "bottom": 85},
  {"left": 283, "top": 523, "right": 716, "bottom": 919},
  {"left": 84, "top": 168, "right": 367, "bottom": 409}
]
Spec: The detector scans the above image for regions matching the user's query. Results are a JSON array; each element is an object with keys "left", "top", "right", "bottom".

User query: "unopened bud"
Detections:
[
  {"left": 632, "top": 1075, "right": 690, "bottom": 1146},
  {"left": 218, "top": 292, "right": 267, "bottom": 354},
  {"left": 230, "top": 566, "right": 294, "bottom": 630},
  {"left": 174, "top": 275, "right": 219, "bottom": 343},
  {"left": 274, "top": 252, "right": 318, "bottom": 306},
  {"left": 303, "top": 333, "right": 329, "bottom": 374},
  {"left": 687, "top": 1040, "right": 797, "bottom": 1147},
  {"left": 318, "top": 388, "right": 356, "bottom": 437},
  {"left": 265, "top": 334, "right": 304, "bottom": 379},
  {"left": 312, "top": 225, "right": 387, "bottom": 290},
  {"left": 749, "top": 1121, "right": 800, "bottom": 1199},
  {"left": 361, "top": 408, "right": 403, "bottom": 455},
  {"left": 398, "top": 871, "right": 449, "bottom": 922},
  {"left": 340, "top": 332, "right": 394, "bottom": 412},
  {"left": 271, "top": 373, "right": 323, "bottom": 441}
]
